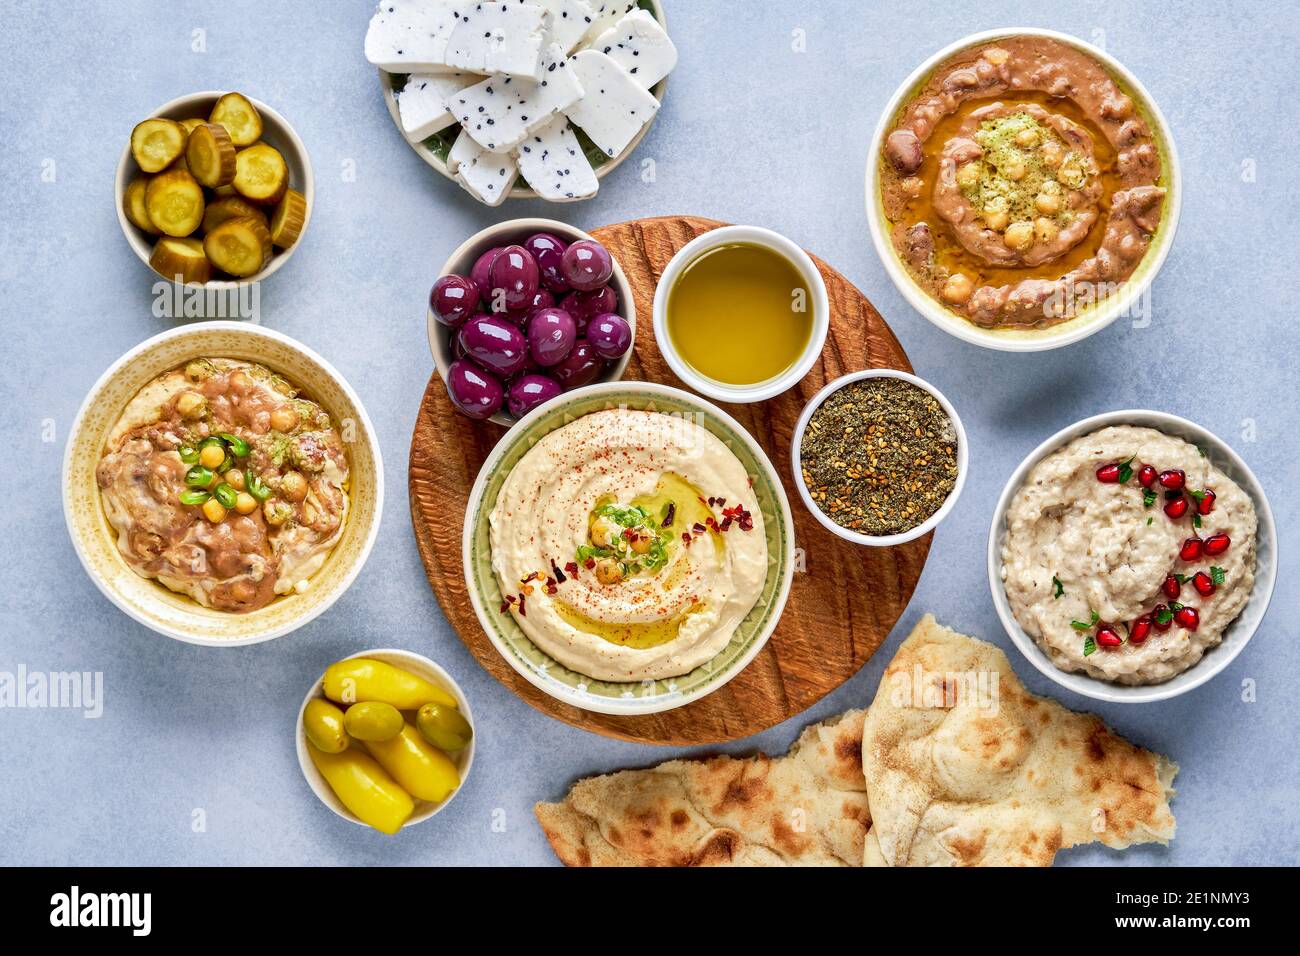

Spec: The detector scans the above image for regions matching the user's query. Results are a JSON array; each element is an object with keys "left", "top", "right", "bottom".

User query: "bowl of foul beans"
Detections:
[{"left": 791, "top": 369, "right": 968, "bottom": 546}]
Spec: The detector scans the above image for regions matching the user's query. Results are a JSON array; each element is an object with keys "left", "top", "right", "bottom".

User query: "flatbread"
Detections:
[
  {"left": 535, "top": 709, "right": 870, "bottom": 866},
  {"left": 862, "top": 615, "right": 1178, "bottom": 866}
]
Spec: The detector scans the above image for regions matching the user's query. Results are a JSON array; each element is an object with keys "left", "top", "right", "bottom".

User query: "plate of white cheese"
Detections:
[{"left": 367, "top": 0, "right": 676, "bottom": 205}]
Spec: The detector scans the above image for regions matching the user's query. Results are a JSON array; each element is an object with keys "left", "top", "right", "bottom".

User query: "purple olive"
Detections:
[
  {"left": 551, "top": 340, "right": 604, "bottom": 390},
  {"left": 507, "top": 288, "right": 555, "bottom": 325},
  {"left": 488, "top": 244, "right": 540, "bottom": 312},
  {"left": 447, "top": 359, "right": 504, "bottom": 420},
  {"left": 524, "top": 232, "right": 571, "bottom": 295},
  {"left": 507, "top": 374, "right": 564, "bottom": 418},
  {"left": 562, "top": 285, "right": 618, "bottom": 334},
  {"left": 458, "top": 314, "right": 529, "bottom": 377},
  {"left": 430, "top": 274, "right": 480, "bottom": 328},
  {"left": 527, "top": 308, "right": 578, "bottom": 367},
  {"left": 587, "top": 312, "right": 633, "bottom": 360},
  {"left": 560, "top": 240, "right": 614, "bottom": 292},
  {"left": 470, "top": 247, "right": 504, "bottom": 301}
]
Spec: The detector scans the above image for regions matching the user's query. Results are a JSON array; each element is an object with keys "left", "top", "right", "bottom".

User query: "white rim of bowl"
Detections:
[
  {"left": 651, "top": 225, "right": 830, "bottom": 403},
  {"left": 427, "top": 217, "right": 636, "bottom": 427},
  {"left": 376, "top": 0, "right": 669, "bottom": 201},
  {"left": 295, "top": 648, "right": 476, "bottom": 828},
  {"left": 115, "top": 91, "right": 315, "bottom": 291},
  {"left": 790, "top": 369, "right": 968, "bottom": 547},
  {"left": 460, "top": 380, "right": 797, "bottom": 716},
  {"left": 62, "top": 321, "right": 384, "bottom": 647},
  {"left": 864, "top": 27, "right": 1182, "bottom": 352},
  {"left": 986, "top": 409, "right": 1278, "bottom": 703}
]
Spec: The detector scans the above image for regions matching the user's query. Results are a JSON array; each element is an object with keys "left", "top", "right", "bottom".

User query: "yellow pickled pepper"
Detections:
[
  {"left": 365, "top": 724, "right": 460, "bottom": 804},
  {"left": 322, "top": 658, "right": 457, "bottom": 710},
  {"left": 307, "top": 742, "right": 414, "bottom": 835}
]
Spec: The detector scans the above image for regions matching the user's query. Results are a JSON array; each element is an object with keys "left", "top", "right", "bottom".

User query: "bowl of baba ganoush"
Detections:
[
  {"left": 64, "top": 323, "right": 383, "bottom": 646},
  {"left": 461, "top": 381, "right": 795, "bottom": 715},
  {"left": 866, "top": 28, "right": 1181, "bottom": 351},
  {"left": 988, "top": 411, "right": 1276, "bottom": 703}
]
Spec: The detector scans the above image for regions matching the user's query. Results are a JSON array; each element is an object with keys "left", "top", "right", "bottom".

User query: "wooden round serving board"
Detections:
[{"left": 409, "top": 216, "right": 931, "bottom": 745}]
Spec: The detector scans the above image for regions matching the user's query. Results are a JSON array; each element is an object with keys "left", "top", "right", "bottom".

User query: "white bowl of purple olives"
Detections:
[{"left": 428, "top": 219, "right": 636, "bottom": 426}]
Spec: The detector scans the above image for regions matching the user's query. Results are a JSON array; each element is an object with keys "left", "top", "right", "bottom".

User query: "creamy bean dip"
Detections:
[{"left": 1002, "top": 426, "right": 1256, "bottom": 684}]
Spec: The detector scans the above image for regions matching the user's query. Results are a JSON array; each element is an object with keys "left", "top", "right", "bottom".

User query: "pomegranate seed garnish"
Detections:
[
  {"left": 1138, "top": 465, "right": 1158, "bottom": 488},
  {"left": 1162, "top": 574, "right": 1181, "bottom": 599},
  {"left": 1130, "top": 615, "right": 1153, "bottom": 644},
  {"left": 1096, "top": 463, "right": 1122, "bottom": 483},
  {"left": 1096, "top": 625, "right": 1123, "bottom": 648},
  {"left": 1174, "top": 606, "right": 1199, "bottom": 631},
  {"left": 1152, "top": 603, "right": 1172, "bottom": 631},
  {"left": 1203, "top": 533, "right": 1230, "bottom": 556},
  {"left": 1192, "top": 572, "right": 1215, "bottom": 597},
  {"left": 1164, "top": 496, "right": 1189, "bottom": 519},
  {"left": 1158, "top": 469, "right": 1186, "bottom": 490},
  {"left": 1179, "top": 537, "right": 1203, "bottom": 561},
  {"left": 1197, "top": 488, "right": 1216, "bottom": 515}
]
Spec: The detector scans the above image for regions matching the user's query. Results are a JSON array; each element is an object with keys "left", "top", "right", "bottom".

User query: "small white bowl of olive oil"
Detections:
[{"left": 652, "top": 225, "right": 829, "bottom": 403}]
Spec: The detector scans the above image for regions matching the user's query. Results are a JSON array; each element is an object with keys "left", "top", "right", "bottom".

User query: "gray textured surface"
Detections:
[{"left": 0, "top": 0, "right": 1296, "bottom": 866}]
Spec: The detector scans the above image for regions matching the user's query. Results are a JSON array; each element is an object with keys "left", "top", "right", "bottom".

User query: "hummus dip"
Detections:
[
  {"left": 97, "top": 359, "right": 349, "bottom": 612},
  {"left": 1002, "top": 426, "right": 1257, "bottom": 684},
  {"left": 489, "top": 408, "right": 768, "bottom": 682},
  {"left": 880, "top": 35, "right": 1166, "bottom": 329}
]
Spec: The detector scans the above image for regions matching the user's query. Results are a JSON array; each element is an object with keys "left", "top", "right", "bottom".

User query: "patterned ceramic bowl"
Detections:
[
  {"left": 63, "top": 323, "right": 383, "bottom": 646},
  {"left": 461, "top": 381, "right": 795, "bottom": 716}
]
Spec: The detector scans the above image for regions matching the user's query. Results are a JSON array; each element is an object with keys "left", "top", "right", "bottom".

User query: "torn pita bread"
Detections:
[
  {"left": 536, "top": 709, "right": 869, "bottom": 866},
  {"left": 862, "top": 615, "right": 1178, "bottom": 867}
]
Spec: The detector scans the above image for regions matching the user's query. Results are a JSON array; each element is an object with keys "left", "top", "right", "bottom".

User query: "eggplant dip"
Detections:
[
  {"left": 1001, "top": 426, "right": 1256, "bottom": 685},
  {"left": 880, "top": 35, "right": 1165, "bottom": 329},
  {"left": 96, "top": 359, "right": 349, "bottom": 612}
]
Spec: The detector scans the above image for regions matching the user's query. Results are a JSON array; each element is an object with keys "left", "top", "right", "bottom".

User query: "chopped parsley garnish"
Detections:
[
  {"left": 1052, "top": 575, "right": 1064, "bottom": 599},
  {"left": 1117, "top": 455, "right": 1136, "bottom": 484},
  {"left": 1211, "top": 566, "right": 1226, "bottom": 586},
  {"left": 1071, "top": 611, "right": 1100, "bottom": 631},
  {"left": 1155, "top": 606, "right": 1174, "bottom": 625},
  {"left": 1143, "top": 489, "right": 1158, "bottom": 508},
  {"left": 1192, "top": 514, "right": 1202, "bottom": 529},
  {"left": 1083, "top": 635, "right": 1097, "bottom": 656}
]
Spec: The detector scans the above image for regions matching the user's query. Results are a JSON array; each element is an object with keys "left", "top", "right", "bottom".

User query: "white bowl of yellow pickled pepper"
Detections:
[{"left": 296, "top": 649, "right": 475, "bottom": 833}]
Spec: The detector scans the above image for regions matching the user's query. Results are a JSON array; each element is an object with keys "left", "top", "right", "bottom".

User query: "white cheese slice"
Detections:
[
  {"left": 442, "top": 1, "right": 550, "bottom": 79},
  {"left": 577, "top": 1, "right": 639, "bottom": 48},
  {"left": 563, "top": 49, "right": 659, "bottom": 159},
  {"left": 449, "top": 44, "right": 585, "bottom": 153},
  {"left": 364, "top": 0, "right": 457, "bottom": 72},
  {"left": 448, "top": 129, "right": 518, "bottom": 205},
  {"left": 535, "top": 0, "right": 595, "bottom": 53},
  {"left": 514, "top": 118, "right": 599, "bottom": 201},
  {"left": 586, "top": 8, "right": 676, "bottom": 90},
  {"left": 396, "top": 73, "right": 475, "bottom": 141}
]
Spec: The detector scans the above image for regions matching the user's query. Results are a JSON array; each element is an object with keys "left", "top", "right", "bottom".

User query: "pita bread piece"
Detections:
[
  {"left": 536, "top": 709, "right": 870, "bottom": 866},
  {"left": 863, "top": 615, "right": 1178, "bottom": 866}
]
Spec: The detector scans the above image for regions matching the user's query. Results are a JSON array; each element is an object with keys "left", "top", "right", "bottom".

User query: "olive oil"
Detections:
[
  {"left": 666, "top": 243, "right": 813, "bottom": 386},
  {"left": 553, "top": 601, "right": 705, "bottom": 649}
]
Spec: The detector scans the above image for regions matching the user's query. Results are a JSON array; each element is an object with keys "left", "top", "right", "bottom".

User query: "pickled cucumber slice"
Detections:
[
  {"left": 150, "top": 237, "right": 212, "bottom": 285},
  {"left": 123, "top": 176, "right": 159, "bottom": 235},
  {"left": 130, "top": 118, "right": 188, "bottom": 173},
  {"left": 269, "top": 189, "right": 307, "bottom": 249},
  {"left": 186, "top": 123, "right": 237, "bottom": 188},
  {"left": 202, "top": 196, "right": 268, "bottom": 235},
  {"left": 233, "top": 143, "right": 288, "bottom": 204},
  {"left": 209, "top": 92, "right": 262, "bottom": 147},
  {"left": 203, "top": 216, "right": 272, "bottom": 277},
  {"left": 144, "top": 169, "right": 205, "bottom": 237}
]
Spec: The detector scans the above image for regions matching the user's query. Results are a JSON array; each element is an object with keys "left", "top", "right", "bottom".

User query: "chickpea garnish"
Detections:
[
  {"left": 202, "top": 498, "right": 228, "bottom": 523},
  {"left": 199, "top": 443, "right": 225, "bottom": 470},
  {"left": 224, "top": 468, "right": 246, "bottom": 491},
  {"left": 983, "top": 207, "right": 1010, "bottom": 231},
  {"left": 269, "top": 405, "right": 299, "bottom": 432},
  {"left": 228, "top": 370, "right": 253, "bottom": 393},
  {"left": 590, "top": 516, "right": 619, "bottom": 549},
  {"left": 984, "top": 47, "right": 1009, "bottom": 66},
  {"left": 941, "top": 273, "right": 975, "bottom": 304},
  {"left": 177, "top": 391, "right": 206, "bottom": 420},
  {"left": 630, "top": 535, "right": 652, "bottom": 555},
  {"left": 1041, "top": 141, "right": 1064, "bottom": 168},
  {"left": 1034, "top": 217, "right": 1060, "bottom": 243},
  {"left": 594, "top": 559, "right": 624, "bottom": 586},
  {"left": 234, "top": 491, "right": 258, "bottom": 515},
  {"left": 1035, "top": 190, "right": 1062, "bottom": 215},
  {"left": 1002, "top": 159, "right": 1027, "bottom": 181},
  {"left": 263, "top": 500, "right": 292, "bottom": 526},
  {"left": 281, "top": 470, "right": 308, "bottom": 502},
  {"left": 1014, "top": 128, "right": 1039, "bottom": 148},
  {"left": 1004, "top": 221, "right": 1035, "bottom": 251},
  {"left": 955, "top": 162, "right": 979, "bottom": 190}
]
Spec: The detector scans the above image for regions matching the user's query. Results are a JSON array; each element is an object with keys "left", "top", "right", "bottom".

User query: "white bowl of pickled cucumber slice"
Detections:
[
  {"left": 116, "top": 91, "right": 313, "bottom": 288},
  {"left": 296, "top": 650, "right": 476, "bottom": 833}
]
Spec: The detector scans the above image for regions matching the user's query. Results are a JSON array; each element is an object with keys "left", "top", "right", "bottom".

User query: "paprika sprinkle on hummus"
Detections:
[{"left": 799, "top": 377, "right": 958, "bottom": 536}]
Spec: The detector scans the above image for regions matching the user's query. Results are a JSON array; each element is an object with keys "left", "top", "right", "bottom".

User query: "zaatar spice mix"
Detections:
[{"left": 799, "top": 377, "right": 958, "bottom": 536}]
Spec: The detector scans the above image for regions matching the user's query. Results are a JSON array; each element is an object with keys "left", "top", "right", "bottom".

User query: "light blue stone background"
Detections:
[{"left": 0, "top": 0, "right": 1295, "bottom": 866}]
